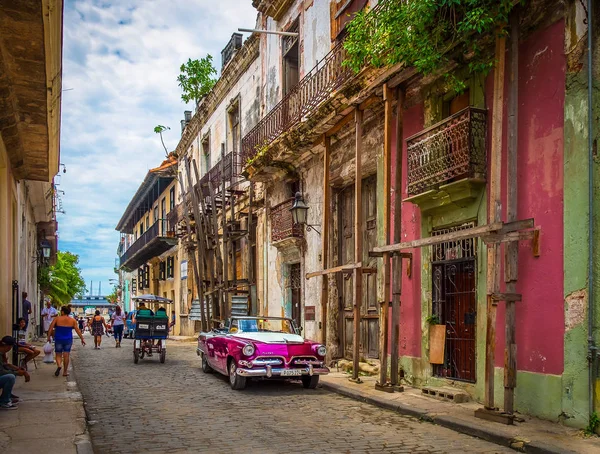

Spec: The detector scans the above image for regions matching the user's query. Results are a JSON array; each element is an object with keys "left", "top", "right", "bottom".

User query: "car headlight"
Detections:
[
  {"left": 317, "top": 345, "right": 327, "bottom": 357},
  {"left": 242, "top": 344, "right": 255, "bottom": 356}
]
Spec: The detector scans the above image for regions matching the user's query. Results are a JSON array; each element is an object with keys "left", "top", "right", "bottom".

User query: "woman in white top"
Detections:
[{"left": 110, "top": 306, "right": 126, "bottom": 348}]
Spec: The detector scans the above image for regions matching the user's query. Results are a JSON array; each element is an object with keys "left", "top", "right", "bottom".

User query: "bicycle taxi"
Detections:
[{"left": 131, "top": 294, "right": 172, "bottom": 364}]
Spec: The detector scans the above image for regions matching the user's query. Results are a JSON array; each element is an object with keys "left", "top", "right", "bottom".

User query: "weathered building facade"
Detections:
[
  {"left": 0, "top": 0, "right": 62, "bottom": 337},
  {"left": 116, "top": 156, "right": 181, "bottom": 327},
  {"left": 168, "top": 0, "right": 600, "bottom": 429}
]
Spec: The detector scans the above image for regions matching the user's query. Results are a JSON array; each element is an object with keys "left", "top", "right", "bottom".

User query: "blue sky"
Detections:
[{"left": 58, "top": 0, "right": 257, "bottom": 295}]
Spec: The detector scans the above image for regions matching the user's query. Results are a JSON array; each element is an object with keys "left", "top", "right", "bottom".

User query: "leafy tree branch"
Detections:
[
  {"left": 177, "top": 55, "right": 217, "bottom": 105},
  {"left": 343, "top": 0, "right": 515, "bottom": 92},
  {"left": 38, "top": 251, "right": 87, "bottom": 306}
]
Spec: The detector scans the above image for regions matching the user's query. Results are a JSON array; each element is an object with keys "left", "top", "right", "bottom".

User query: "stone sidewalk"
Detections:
[
  {"left": 0, "top": 351, "right": 91, "bottom": 454},
  {"left": 320, "top": 372, "right": 600, "bottom": 454}
]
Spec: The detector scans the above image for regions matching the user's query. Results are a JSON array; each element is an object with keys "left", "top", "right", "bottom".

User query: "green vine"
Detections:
[
  {"left": 425, "top": 314, "right": 441, "bottom": 326},
  {"left": 343, "top": 0, "right": 516, "bottom": 93},
  {"left": 584, "top": 411, "right": 600, "bottom": 436}
]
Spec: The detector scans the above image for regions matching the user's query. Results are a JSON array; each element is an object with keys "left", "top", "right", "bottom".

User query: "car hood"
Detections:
[{"left": 234, "top": 332, "right": 305, "bottom": 344}]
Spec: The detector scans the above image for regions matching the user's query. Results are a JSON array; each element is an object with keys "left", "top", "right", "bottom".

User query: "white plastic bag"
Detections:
[{"left": 43, "top": 341, "right": 54, "bottom": 363}]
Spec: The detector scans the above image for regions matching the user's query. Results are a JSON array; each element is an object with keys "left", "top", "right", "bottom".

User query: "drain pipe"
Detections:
[{"left": 587, "top": 0, "right": 597, "bottom": 421}]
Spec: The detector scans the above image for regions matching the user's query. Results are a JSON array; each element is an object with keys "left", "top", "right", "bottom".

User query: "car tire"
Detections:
[
  {"left": 133, "top": 349, "right": 139, "bottom": 364},
  {"left": 201, "top": 354, "right": 213, "bottom": 373},
  {"left": 228, "top": 359, "right": 246, "bottom": 390},
  {"left": 301, "top": 375, "right": 319, "bottom": 389}
]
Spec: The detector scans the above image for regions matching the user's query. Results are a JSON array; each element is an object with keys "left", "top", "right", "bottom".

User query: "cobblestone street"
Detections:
[{"left": 71, "top": 335, "right": 511, "bottom": 454}]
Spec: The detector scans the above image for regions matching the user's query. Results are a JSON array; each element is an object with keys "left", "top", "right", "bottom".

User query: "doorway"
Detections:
[
  {"left": 288, "top": 263, "right": 301, "bottom": 326},
  {"left": 431, "top": 223, "right": 477, "bottom": 382},
  {"left": 338, "top": 175, "right": 379, "bottom": 360}
]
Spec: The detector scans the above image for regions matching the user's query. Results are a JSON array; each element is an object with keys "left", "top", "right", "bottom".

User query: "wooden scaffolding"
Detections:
[{"left": 176, "top": 150, "right": 256, "bottom": 332}]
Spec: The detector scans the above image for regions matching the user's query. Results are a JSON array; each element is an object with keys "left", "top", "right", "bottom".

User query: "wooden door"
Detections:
[{"left": 340, "top": 175, "right": 379, "bottom": 359}]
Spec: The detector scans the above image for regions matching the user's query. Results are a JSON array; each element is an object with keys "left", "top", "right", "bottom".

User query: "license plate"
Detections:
[
  {"left": 139, "top": 324, "right": 149, "bottom": 329},
  {"left": 281, "top": 369, "right": 303, "bottom": 376}
]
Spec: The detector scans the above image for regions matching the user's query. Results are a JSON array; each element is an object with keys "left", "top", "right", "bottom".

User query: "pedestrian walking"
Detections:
[
  {"left": 41, "top": 300, "right": 58, "bottom": 335},
  {"left": 47, "top": 306, "right": 85, "bottom": 377},
  {"left": 111, "top": 306, "right": 125, "bottom": 348},
  {"left": 90, "top": 310, "right": 107, "bottom": 349},
  {"left": 21, "top": 292, "right": 32, "bottom": 330}
]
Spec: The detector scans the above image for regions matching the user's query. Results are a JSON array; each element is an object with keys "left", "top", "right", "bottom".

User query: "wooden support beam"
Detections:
[
  {"left": 391, "top": 87, "right": 405, "bottom": 390},
  {"left": 491, "top": 293, "right": 522, "bottom": 303},
  {"left": 182, "top": 160, "right": 207, "bottom": 331},
  {"left": 377, "top": 83, "right": 394, "bottom": 390},
  {"left": 193, "top": 163, "right": 218, "bottom": 327},
  {"left": 482, "top": 230, "right": 536, "bottom": 244},
  {"left": 359, "top": 94, "right": 380, "bottom": 112},
  {"left": 504, "top": 8, "right": 520, "bottom": 415},
  {"left": 306, "top": 262, "right": 362, "bottom": 279},
  {"left": 373, "top": 219, "right": 533, "bottom": 252},
  {"left": 352, "top": 108, "right": 363, "bottom": 383},
  {"left": 177, "top": 172, "right": 204, "bottom": 331},
  {"left": 483, "top": 30, "right": 506, "bottom": 413},
  {"left": 322, "top": 135, "right": 331, "bottom": 346},
  {"left": 325, "top": 111, "right": 354, "bottom": 138},
  {"left": 221, "top": 145, "right": 229, "bottom": 318}
]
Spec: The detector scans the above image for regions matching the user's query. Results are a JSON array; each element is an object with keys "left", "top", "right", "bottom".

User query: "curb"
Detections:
[
  {"left": 320, "top": 382, "right": 575, "bottom": 454},
  {"left": 68, "top": 359, "right": 95, "bottom": 454}
]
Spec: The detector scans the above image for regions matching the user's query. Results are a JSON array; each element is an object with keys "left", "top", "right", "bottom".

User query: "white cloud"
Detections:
[{"left": 58, "top": 0, "right": 258, "bottom": 294}]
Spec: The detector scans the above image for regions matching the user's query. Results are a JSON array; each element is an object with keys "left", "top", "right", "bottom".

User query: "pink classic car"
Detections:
[{"left": 196, "top": 316, "right": 329, "bottom": 390}]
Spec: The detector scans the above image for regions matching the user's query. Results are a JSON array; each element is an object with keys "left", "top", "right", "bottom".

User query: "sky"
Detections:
[{"left": 58, "top": 0, "right": 258, "bottom": 296}]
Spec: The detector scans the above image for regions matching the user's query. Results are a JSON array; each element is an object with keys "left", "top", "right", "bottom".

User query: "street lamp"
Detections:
[
  {"left": 40, "top": 239, "right": 52, "bottom": 259},
  {"left": 290, "top": 192, "right": 321, "bottom": 235}
]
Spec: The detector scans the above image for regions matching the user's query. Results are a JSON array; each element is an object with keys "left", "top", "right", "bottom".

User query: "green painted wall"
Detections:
[{"left": 563, "top": 58, "right": 600, "bottom": 427}]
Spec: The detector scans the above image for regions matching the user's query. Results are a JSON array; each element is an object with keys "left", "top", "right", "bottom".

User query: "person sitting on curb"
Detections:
[
  {"left": 16, "top": 318, "right": 41, "bottom": 370},
  {"left": 0, "top": 336, "right": 31, "bottom": 410}
]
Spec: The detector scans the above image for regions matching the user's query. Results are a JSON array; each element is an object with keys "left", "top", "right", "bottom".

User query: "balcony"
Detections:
[
  {"left": 241, "top": 1, "right": 391, "bottom": 169},
  {"left": 406, "top": 107, "right": 487, "bottom": 198},
  {"left": 241, "top": 39, "right": 352, "bottom": 166},
  {"left": 197, "top": 151, "right": 243, "bottom": 196},
  {"left": 271, "top": 198, "right": 303, "bottom": 243},
  {"left": 119, "top": 219, "right": 177, "bottom": 271}
]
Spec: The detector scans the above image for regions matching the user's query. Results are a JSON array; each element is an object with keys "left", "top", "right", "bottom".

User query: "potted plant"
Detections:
[{"left": 426, "top": 314, "right": 446, "bottom": 365}]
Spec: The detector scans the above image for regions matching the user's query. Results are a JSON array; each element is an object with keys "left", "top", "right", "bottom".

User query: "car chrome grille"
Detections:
[
  {"left": 290, "top": 356, "right": 320, "bottom": 367},
  {"left": 252, "top": 357, "right": 284, "bottom": 366}
]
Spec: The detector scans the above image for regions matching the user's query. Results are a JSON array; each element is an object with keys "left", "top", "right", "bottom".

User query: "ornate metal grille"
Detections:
[
  {"left": 431, "top": 222, "right": 477, "bottom": 383},
  {"left": 271, "top": 198, "right": 303, "bottom": 243},
  {"left": 196, "top": 151, "right": 242, "bottom": 195},
  {"left": 287, "top": 263, "right": 301, "bottom": 289},
  {"left": 406, "top": 107, "right": 487, "bottom": 197}
]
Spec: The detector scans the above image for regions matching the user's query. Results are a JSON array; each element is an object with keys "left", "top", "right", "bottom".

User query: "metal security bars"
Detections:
[
  {"left": 431, "top": 222, "right": 477, "bottom": 383},
  {"left": 270, "top": 198, "right": 303, "bottom": 243},
  {"left": 406, "top": 107, "right": 487, "bottom": 197}
]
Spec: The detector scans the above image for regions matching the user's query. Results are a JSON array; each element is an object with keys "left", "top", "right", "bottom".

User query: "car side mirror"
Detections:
[{"left": 298, "top": 326, "right": 303, "bottom": 334}]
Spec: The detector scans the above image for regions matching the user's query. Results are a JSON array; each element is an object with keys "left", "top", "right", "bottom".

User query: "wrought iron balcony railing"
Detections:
[
  {"left": 119, "top": 218, "right": 172, "bottom": 269},
  {"left": 197, "top": 151, "right": 243, "bottom": 196},
  {"left": 241, "top": 0, "right": 389, "bottom": 166},
  {"left": 406, "top": 107, "right": 487, "bottom": 197},
  {"left": 241, "top": 40, "right": 352, "bottom": 165},
  {"left": 271, "top": 198, "right": 303, "bottom": 243}
]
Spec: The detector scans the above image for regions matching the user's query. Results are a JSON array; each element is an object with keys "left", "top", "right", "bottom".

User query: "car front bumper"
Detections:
[{"left": 236, "top": 364, "right": 329, "bottom": 378}]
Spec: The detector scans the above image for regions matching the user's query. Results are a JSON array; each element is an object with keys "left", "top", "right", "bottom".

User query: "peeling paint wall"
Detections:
[{"left": 191, "top": 56, "right": 262, "bottom": 173}]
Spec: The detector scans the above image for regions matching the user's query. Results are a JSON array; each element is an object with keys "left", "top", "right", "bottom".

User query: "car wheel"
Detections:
[
  {"left": 228, "top": 360, "right": 246, "bottom": 390},
  {"left": 301, "top": 375, "right": 319, "bottom": 389},
  {"left": 201, "top": 354, "right": 213, "bottom": 373},
  {"left": 133, "top": 349, "right": 139, "bottom": 364}
]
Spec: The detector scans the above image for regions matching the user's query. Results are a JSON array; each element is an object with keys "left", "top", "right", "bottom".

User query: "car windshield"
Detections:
[{"left": 231, "top": 318, "right": 297, "bottom": 334}]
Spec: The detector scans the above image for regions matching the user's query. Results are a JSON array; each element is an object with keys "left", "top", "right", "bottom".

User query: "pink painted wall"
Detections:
[
  {"left": 391, "top": 103, "right": 424, "bottom": 358},
  {"left": 492, "top": 20, "right": 566, "bottom": 374}
]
